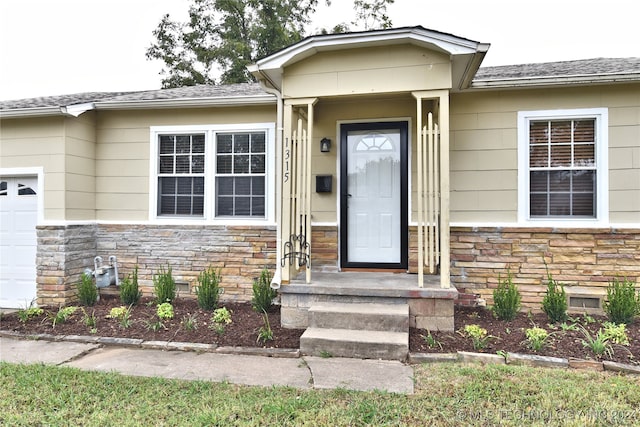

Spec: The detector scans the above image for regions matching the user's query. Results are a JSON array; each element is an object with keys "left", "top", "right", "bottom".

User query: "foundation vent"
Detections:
[{"left": 565, "top": 287, "right": 605, "bottom": 314}]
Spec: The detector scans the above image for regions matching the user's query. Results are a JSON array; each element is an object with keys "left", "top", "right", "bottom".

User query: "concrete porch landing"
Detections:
[{"left": 280, "top": 272, "right": 458, "bottom": 332}]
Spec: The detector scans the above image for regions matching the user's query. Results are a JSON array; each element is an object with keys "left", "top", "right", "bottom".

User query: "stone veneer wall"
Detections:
[
  {"left": 311, "top": 226, "right": 338, "bottom": 270},
  {"left": 36, "top": 224, "right": 97, "bottom": 305},
  {"left": 450, "top": 227, "right": 640, "bottom": 308},
  {"left": 96, "top": 225, "right": 276, "bottom": 301},
  {"left": 35, "top": 224, "right": 276, "bottom": 305}
]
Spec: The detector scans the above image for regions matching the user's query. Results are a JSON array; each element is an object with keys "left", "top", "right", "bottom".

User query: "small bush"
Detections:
[
  {"left": 525, "top": 327, "right": 549, "bottom": 351},
  {"left": 81, "top": 308, "right": 97, "bottom": 333},
  {"left": 77, "top": 272, "right": 98, "bottom": 306},
  {"left": 182, "top": 314, "right": 198, "bottom": 331},
  {"left": 156, "top": 302, "right": 174, "bottom": 320},
  {"left": 492, "top": 271, "right": 521, "bottom": 321},
  {"left": 602, "top": 321, "right": 629, "bottom": 345},
  {"left": 252, "top": 268, "right": 277, "bottom": 313},
  {"left": 542, "top": 271, "right": 567, "bottom": 323},
  {"left": 17, "top": 306, "right": 43, "bottom": 323},
  {"left": 210, "top": 307, "right": 232, "bottom": 334},
  {"left": 459, "top": 324, "right": 495, "bottom": 350},
  {"left": 153, "top": 265, "right": 176, "bottom": 303},
  {"left": 604, "top": 277, "right": 639, "bottom": 325},
  {"left": 579, "top": 326, "right": 613, "bottom": 358},
  {"left": 256, "top": 309, "right": 273, "bottom": 344},
  {"left": 47, "top": 306, "right": 78, "bottom": 328},
  {"left": 108, "top": 306, "right": 128, "bottom": 320},
  {"left": 120, "top": 266, "right": 141, "bottom": 306},
  {"left": 196, "top": 266, "right": 221, "bottom": 310},
  {"left": 108, "top": 305, "right": 133, "bottom": 328}
]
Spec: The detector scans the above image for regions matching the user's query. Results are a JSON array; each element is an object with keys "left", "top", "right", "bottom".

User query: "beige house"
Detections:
[{"left": 2, "top": 27, "right": 639, "bottom": 339}]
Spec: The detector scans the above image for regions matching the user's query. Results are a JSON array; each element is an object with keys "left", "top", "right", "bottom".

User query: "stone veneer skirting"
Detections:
[
  {"left": 37, "top": 224, "right": 276, "bottom": 306},
  {"left": 37, "top": 224, "right": 98, "bottom": 305},
  {"left": 36, "top": 224, "right": 639, "bottom": 309},
  {"left": 450, "top": 227, "right": 640, "bottom": 309}
]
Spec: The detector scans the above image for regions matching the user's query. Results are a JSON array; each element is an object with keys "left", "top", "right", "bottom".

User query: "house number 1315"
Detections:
[{"left": 284, "top": 138, "right": 290, "bottom": 182}]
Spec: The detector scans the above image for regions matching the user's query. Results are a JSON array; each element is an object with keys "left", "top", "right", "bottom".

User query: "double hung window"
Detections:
[
  {"left": 215, "top": 132, "right": 266, "bottom": 217},
  {"left": 151, "top": 124, "right": 273, "bottom": 222},
  {"left": 518, "top": 108, "right": 608, "bottom": 223},
  {"left": 157, "top": 134, "right": 205, "bottom": 216}
]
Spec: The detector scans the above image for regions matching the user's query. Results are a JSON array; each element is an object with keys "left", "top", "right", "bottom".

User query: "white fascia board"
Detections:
[
  {"left": 0, "top": 107, "right": 66, "bottom": 118},
  {"left": 471, "top": 73, "right": 640, "bottom": 89},
  {"left": 256, "top": 28, "right": 482, "bottom": 71},
  {"left": 94, "top": 95, "right": 276, "bottom": 110}
]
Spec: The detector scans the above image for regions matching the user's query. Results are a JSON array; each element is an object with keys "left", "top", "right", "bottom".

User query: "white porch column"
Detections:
[
  {"left": 438, "top": 93, "right": 451, "bottom": 289},
  {"left": 412, "top": 90, "right": 451, "bottom": 288},
  {"left": 281, "top": 98, "right": 317, "bottom": 284},
  {"left": 281, "top": 102, "right": 294, "bottom": 284}
]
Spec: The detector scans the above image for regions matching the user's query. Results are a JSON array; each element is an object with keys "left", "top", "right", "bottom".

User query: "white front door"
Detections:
[
  {"left": 0, "top": 177, "right": 38, "bottom": 308},
  {"left": 341, "top": 122, "right": 408, "bottom": 268}
]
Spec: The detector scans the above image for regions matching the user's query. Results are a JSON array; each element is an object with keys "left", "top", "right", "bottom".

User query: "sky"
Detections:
[{"left": 1, "top": 0, "right": 639, "bottom": 101}]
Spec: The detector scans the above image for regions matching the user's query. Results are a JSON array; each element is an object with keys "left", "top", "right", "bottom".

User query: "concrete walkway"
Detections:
[{"left": 0, "top": 336, "right": 414, "bottom": 394}]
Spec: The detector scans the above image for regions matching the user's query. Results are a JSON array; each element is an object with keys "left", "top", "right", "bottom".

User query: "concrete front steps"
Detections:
[{"left": 300, "top": 302, "right": 409, "bottom": 361}]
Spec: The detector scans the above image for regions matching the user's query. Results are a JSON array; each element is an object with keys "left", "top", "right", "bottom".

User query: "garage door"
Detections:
[{"left": 0, "top": 176, "right": 38, "bottom": 308}]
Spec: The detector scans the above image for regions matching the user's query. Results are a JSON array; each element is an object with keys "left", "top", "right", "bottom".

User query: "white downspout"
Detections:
[{"left": 256, "top": 79, "right": 284, "bottom": 289}]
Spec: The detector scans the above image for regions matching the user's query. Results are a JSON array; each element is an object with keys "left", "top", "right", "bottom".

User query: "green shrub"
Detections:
[
  {"left": 108, "top": 305, "right": 133, "bottom": 328},
  {"left": 210, "top": 307, "right": 232, "bottom": 334},
  {"left": 153, "top": 264, "right": 176, "bottom": 303},
  {"left": 251, "top": 268, "right": 277, "bottom": 313},
  {"left": 47, "top": 306, "right": 78, "bottom": 328},
  {"left": 579, "top": 326, "right": 613, "bottom": 358},
  {"left": 256, "top": 309, "right": 273, "bottom": 344},
  {"left": 525, "top": 327, "right": 549, "bottom": 351},
  {"left": 604, "top": 277, "right": 639, "bottom": 325},
  {"left": 542, "top": 271, "right": 567, "bottom": 323},
  {"left": 81, "top": 308, "right": 97, "bottom": 332},
  {"left": 492, "top": 271, "right": 521, "bottom": 321},
  {"left": 17, "top": 306, "right": 43, "bottom": 323},
  {"left": 196, "top": 266, "right": 221, "bottom": 310},
  {"left": 156, "top": 302, "right": 174, "bottom": 320},
  {"left": 120, "top": 266, "right": 141, "bottom": 306},
  {"left": 459, "top": 324, "right": 494, "bottom": 350},
  {"left": 77, "top": 272, "right": 98, "bottom": 306},
  {"left": 602, "top": 321, "right": 629, "bottom": 345}
]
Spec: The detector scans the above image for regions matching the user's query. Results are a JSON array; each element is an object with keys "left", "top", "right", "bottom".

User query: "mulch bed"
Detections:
[
  {"left": 410, "top": 306, "right": 640, "bottom": 365},
  {"left": 2, "top": 295, "right": 638, "bottom": 365},
  {"left": 1, "top": 295, "right": 302, "bottom": 349}
]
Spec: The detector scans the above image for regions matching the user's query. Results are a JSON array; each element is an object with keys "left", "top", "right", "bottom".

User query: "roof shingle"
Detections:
[
  {"left": 474, "top": 57, "right": 640, "bottom": 81},
  {"left": 0, "top": 83, "right": 270, "bottom": 110},
  {"left": 2, "top": 59, "right": 639, "bottom": 112}
]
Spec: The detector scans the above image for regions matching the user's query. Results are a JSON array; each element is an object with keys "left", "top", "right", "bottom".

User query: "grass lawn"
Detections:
[{"left": 1, "top": 362, "right": 639, "bottom": 426}]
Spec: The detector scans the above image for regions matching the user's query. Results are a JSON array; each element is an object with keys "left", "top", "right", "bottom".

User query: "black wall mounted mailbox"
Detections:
[{"left": 316, "top": 175, "right": 333, "bottom": 193}]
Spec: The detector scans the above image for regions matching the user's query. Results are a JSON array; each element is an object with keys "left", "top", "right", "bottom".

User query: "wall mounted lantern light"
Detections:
[{"left": 320, "top": 137, "right": 332, "bottom": 153}]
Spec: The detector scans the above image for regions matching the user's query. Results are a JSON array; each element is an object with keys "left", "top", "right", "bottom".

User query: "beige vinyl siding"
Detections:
[
  {"left": 311, "top": 95, "right": 417, "bottom": 223},
  {"left": 0, "top": 116, "right": 66, "bottom": 220},
  {"left": 95, "top": 106, "right": 276, "bottom": 221},
  {"left": 63, "top": 113, "right": 96, "bottom": 220},
  {"left": 607, "top": 100, "right": 640, "bottom": 223},
  {"left": 283, "top": 45, "right": 451, "bottom": 98},
  {"left": 450, "top": 83, "right": 640, "bottom": 225}
]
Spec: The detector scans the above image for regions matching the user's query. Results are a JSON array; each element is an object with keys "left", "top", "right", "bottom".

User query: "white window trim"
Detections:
[
  {"left": 149, "top": 123, "right": 276, "bottom": 225},
  {"left": 517, "top": 108, "right": 608, "bottom": 226}
]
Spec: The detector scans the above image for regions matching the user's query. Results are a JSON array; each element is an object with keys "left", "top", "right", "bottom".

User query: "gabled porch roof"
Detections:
[{"left": 248, "top": 26, "right": 490, "bottom": 91}]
